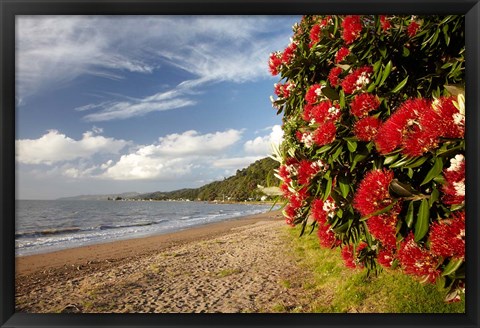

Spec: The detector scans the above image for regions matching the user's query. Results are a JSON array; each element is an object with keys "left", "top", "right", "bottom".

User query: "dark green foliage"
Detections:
[{"left": 138, "top": 157, "right": 279, "bottom": 201}]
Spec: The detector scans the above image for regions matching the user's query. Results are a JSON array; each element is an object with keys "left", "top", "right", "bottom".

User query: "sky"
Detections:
[{"left": 15, "top": 15, "right": 299, "bottom": 200}]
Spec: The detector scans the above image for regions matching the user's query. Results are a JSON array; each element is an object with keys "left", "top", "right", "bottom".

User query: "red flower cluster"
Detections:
[
  {"left": 341, "top": 15, "right": 363, "bottom": 44},
  {"left": 297, "top": 159, "right": 326, "bottom": 185},
  {"left": 367, "top": 213, "right": 398, "bottom": 248},
  {"left": 442, "top": 154, "right": 465, "bottom": 205},
  {"left": 311, "top": 197, "right": 340, "bottom": 248},
  {"left": 353, "top": 169, "right": 394, "bottom": 217},
  {"left": 309, "top": 16, "right": 332, "bottom": 47},
  {"left": 375, "top": 98, "right": 432, "bottom": 155},
  {"left": 313, "top": 121, "right": 337, "bottom": 146},
  {"left": 341, "top": 242, "right": 367, "bottom": 269},
  {"left": 274, "top": 82, "right": 295, "bottom": 99},
  {"left": 302, "top": 99, "right": 341, "bottom": 147},
  {"left": 425, "top": 96, "right": 465, "bottom": 139},
  {"left": 407, "top": 21, "right": 420, "bottom": 37},
  {"left": 350, "top": 93, "right": 380, "bottom": 117},
  {"left": 282, "top": 42, "right": 297, "bottom": 66},
  {"left": 376, "top": 96, "right": 465, "bottom": 156},
  {"left": 268, "top": 51, "right": 282, "bottom": 76},
  {"left": 380, "top": 15, "right": 391, "bottom": 31},
  {"left": 304, "top": 100, "right": 341, "bottom": 124},
  {"left": 341, "top": 66, "right": 373, "bottom": 94},
  {"left": 429, "top": 211, "right": 465, "bottom": 259},
  {"left": 354, "top": 116, "right": 382, "bottom": 141},
  {"left": 305, "top": 84, "right": 325, "bottom": 104},
  {"left": 328, "top": 67, "right": 343, "bottom": 87},
  {"left": 283, "top": 187, "right": 309, "bottom": 226},
  {"left": 377, "top": 247, "right": 395, "bottom": 268},
  {"left": 335, "top": 47, "right": 350, "bottom": 63},
  {"left": 397, "top": 233, "right": 440, "bottom": 284}
]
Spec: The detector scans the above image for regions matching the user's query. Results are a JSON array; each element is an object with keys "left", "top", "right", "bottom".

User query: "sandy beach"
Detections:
[{"left": 15, "top": 210, "right": 311, "bottom": 313}]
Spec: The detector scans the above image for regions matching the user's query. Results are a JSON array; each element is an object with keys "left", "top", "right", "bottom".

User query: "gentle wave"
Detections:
[{"left": 16, "top": 200, "right": 277, "bottom": 256}]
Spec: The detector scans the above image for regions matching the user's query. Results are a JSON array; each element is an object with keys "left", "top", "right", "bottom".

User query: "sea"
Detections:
[{"left": 15, "top": 200, "right": 277, "bottom": 257}]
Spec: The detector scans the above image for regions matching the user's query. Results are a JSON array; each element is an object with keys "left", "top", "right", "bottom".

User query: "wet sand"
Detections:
[{"left": 15, "top": 210, "right": 311, "bottom": 313}]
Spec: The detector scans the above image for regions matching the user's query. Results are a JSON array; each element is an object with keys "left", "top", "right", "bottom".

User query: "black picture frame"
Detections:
[{"left": 1, "top": 1, "right": 479, "bottom": 327}]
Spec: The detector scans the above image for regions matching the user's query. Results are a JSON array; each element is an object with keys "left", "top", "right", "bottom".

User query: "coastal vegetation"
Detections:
[
  {"left": 137, "top": 157, "right": 279, "bottom": 202},
  {"left": 270, "top": 15, "right": 465, "bottom": 303}
]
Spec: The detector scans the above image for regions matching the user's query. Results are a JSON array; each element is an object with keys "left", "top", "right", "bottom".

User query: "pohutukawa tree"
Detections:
[{"left": 269, "top": 15, "right": 465, "bottom": 303}]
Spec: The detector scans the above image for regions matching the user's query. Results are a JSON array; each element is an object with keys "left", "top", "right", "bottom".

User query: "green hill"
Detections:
[{"left": 138, "top": 157, "right": 280, "bottom": 202}]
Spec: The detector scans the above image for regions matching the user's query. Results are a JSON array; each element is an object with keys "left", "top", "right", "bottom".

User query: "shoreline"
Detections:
[
  {"left": 16, "top": 209, "right": 283, "bottom": 276},
  {"left": 15, "top": 209, "right": 314, "bottom": 313}
]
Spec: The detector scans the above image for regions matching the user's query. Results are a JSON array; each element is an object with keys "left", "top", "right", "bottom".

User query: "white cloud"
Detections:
[
  {"left": 213, "top": 156, "right": 264, "bottom": 169},
  {"left": 244, "top": 125, "right": 284, "bottom": 156},
  {"left": 17, "top": 16, "right": 296, "bottom": 119},
  {"left": 102, "top": 129, "right": 243, "bottom": 180},
  {"left": 16, "top": 130, "right": 130, "bottom": 165}
]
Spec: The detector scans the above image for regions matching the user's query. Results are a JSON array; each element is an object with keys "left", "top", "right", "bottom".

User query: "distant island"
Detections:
[{"left": 57, "top": 157, "right": 280, "bottom": 202}]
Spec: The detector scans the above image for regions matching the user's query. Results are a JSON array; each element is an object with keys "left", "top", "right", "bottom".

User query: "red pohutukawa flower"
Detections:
[
  {"left": 377, "top": 247, "right": 395, "bottom": 268},
  {"left": 353, "top": 169, "right": 394, "bottom": 217},
  {"left": 268, "top": 51, "right": 283, "bottom": 75},
  {"left": 313, "top": 121, "right": 337, "bottom": 146},
  {"left": 397, "top": 233, "right": 440, "bottom": 284},
  {"left": 297, "top": 159, "right": 326, "bottom": 185},
  {"left": 341, "top": 242, "right": 367, "bottom": 269},
  {"left": 283, "top": 187, "right": 310, "bottom": 226},
  {"left": 309, "top": 24, "right": 322, "bottom": 47},
  {"left": 335, "top": 46, "right": 350, "bottom": 63},
  {"left": 341, "top": 66, "right": 373, "bottom": 94},
  {"left": 305, "top": 84, "right": 325, "bottom": 104},
  {"left": 311, "top": 197, "right": 335, "bottom": 224},
  {"left": 375, "top": 98, "right": 433, "bottom": 155},
  {"left": 407, "top": 21, "right": 420, "bottom": 37},
  {"left": 308, "top": 100, "right": 341, "bottom": 124},
  {"left": 429, "top": 211, "right": 465, "bottom": 259},
  {"left": 317, "top": 222, "right": 341, "bottom": 249},
  {"left": 350, "top": 93, "right": 380, "bottom": 117},
  {"left": 282, "top": 42, "right": 297, "bottom": 66},
  {"left": 380, "top": 15, "right": 391, "bottom": 31},
  {"left": 429, "top": 96, "right": 465, "bottom": 139},
  {"left": 341, "top": 15, "right": 363, "bottom": 44},
  {"left": 274, "top": 82, "right": 295, "bottom": 99},
  {"left": 354, "top": 116, "right": 382, "bottom": 141},
  {"left": 367, "top": 213, "right": 398, "bottom": 249},
  {"left": 442, "top": 154, "right": 465, "bottom": 205},
  {"left": 328, "top": 67, "right": 343, "bottom": 87}
]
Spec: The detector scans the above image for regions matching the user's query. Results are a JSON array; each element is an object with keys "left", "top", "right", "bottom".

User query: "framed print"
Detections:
[{"left": 1, "top": 1, "right": 479, "bottom": 328}]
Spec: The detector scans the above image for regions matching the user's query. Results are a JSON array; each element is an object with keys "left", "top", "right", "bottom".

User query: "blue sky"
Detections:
[{"left": 15, "top": 15, "right": 299, "bottom": 199}]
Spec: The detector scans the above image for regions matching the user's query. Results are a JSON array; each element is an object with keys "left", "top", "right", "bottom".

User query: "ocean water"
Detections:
[{"left": 15, "top": 200, "right": 276, "bottom": 256}]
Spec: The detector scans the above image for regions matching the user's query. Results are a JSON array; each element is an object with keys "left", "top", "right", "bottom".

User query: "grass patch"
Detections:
[
  {"left": 285, "top": 225, "right": 465, "bottom": 313},
  {"left": 216, "top": 268, "right": 242, "bottom": 278}
]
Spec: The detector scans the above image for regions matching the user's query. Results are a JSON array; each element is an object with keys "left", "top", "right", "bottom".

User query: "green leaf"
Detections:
[
  {"left": 402, "top": 46, "right": 410, "bottom": 57},
  {"left": 316, "top": 144, "right": 333, "bottom": 155},
  {"left": 339, "top": 89, "right": 345, "bottom": 109},
  {"left": 429, "top": 188, "right": 440, "bottom": 207},
  {"left": 404, "top": 156, "right": 429, "bottom": 169},
  {"left": 405, "top": 201, "right": 415, "bottom": 228},
  {"left": 442, "top": 258, "right": 464, "bottom": 277},
  {"left": 390, "top": 76, "right": 409, "bottom": 93},
  {"left": 323, "top": 177, "right": 333, "bottom": 201},
  {"left": 389, "top": 179, "right": 420, "bottom": 198},
  {"left": 322, "top": 86, "right": 340, "bottom": 101},
  {"left": 373, "top": 59, "right": 382, "bottom": 74},
  {"left": 360, "top": 202, "right": 397, "bottom": 221},
  {"left": 338, "top": 175, "right": 350, "bottom": 198},
  {"left": 414, "top": 199, "right": 430, "bottom": 242},
  {"left": 421, "top": 157, "right": 444, "bottom": 186},
  {"left": 378, "top": 60, "right": 392, "bottom": 87},
  {"left": 347, "top": 140, "right": 357, "bottom": 152},
  {"left": 383, "top": 154, "right": 399, "bottom": 165}
]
